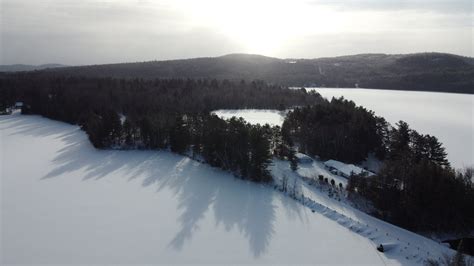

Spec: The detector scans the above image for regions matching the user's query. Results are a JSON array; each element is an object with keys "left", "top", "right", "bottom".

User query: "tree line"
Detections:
[
  {"left": 347, "top": 121, "right": 473, "bottom": 232},
  {"left": 0, "top": 75, "right": 315, "bottom": 182}
]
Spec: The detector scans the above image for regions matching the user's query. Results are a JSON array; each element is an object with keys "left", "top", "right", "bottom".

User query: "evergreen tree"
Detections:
[
  {"left": 289, "top": 148, "right": 298, "bottom": 171},
  {"left": 425, "top": 135, "right": 450, "bottom": 168},
  {"left": 388, "top": 120, "right": 411, "bottom": 160},
  {"left": 248, "top": 125, "right": 272, "bottom": 182},
  {"left": 170, "top": 115, "right": 190, "bottom": 154}
]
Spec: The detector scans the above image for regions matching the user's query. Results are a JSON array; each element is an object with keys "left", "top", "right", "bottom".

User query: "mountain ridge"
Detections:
[
  {"left": 0, "top": 64, "right": 68, "bottom": 72},
  {"left": 3, "top": 52, "right": 473, "bottom": 93}
]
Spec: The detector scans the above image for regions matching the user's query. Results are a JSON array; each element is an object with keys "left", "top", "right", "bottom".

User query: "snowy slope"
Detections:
[
  {"left": 1, "top": 114, "right": 452, "bottom": 264},
  {"left": 270, "top": 160, "right": 455, "bottom": 265}
]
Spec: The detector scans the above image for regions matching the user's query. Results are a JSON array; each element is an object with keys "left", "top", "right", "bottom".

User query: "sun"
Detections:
[
  {"left": 173, "top": 0, "right": 347, "bottom": 56},
  {"left": 178, "top": 0, "right": 311, "bottom": 55}
]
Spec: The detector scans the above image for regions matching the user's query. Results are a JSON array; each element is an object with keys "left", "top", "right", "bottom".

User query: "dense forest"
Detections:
[
  {"left": 14, "top": 52, "right": 473, "bottom": 94},
  {"left": 347, "top": 122, "right": 473, "bottom": 232},
  {"left": 1, "top": 74, "right": 472, "bottom": 233},
  {"left": 282, "top": 99, "right": 473, "bottom": 232},
  {"left": 0, "top": 75, "right": 319, "bottom": 182},
  {"left": 282, "top": 98, "right": 388, "bottom": 163}
]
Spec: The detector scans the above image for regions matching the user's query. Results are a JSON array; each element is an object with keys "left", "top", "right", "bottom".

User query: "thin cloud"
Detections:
[
  {"left": 1, "top": 0, "right": 472, "bottom": 65},
  {"left": 308, "top": 0, "right": 473, "bottom": 14}
]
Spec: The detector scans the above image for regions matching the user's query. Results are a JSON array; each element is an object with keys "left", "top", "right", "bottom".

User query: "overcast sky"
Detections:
[{"left": 1, "top": 0, "right": 472, "bottom": 65}]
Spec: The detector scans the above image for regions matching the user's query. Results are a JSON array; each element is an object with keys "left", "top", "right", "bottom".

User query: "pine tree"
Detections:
[
  {"left": 249, "top": 126, "right": 272, "bottom": 182},
  {"left": 426, "top": 135, "right": 450, "bottom": 168},
  {"left": 389, "top": 121, "right": 411, "bottom": 160},
  {"left": 170, "top": 115, "right": 190, "bottom": 154},
  {"left": 289, "top": 148, "right": 298, "bottom": 171}
]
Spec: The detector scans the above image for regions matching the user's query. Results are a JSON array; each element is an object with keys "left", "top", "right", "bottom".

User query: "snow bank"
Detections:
[{"left": 295, "top": 152, "right": 313, "bottom": 164}]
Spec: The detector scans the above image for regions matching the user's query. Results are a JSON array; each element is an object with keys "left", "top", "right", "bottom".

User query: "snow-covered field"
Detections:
[
  {"left": 212, "top": 109, "right": 286, "bottom": 127},
  {"left": 1, "top": 114, "right": 453, "bottom": 264},
  {"left": 309, "top": 88, "right": 474, "bottom": 169}
]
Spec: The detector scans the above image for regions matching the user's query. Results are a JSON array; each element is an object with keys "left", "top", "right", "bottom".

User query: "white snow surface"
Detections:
[
  {"left": 212, "top": 109, "right": 285, "bottom": 127},
  {"left": 324, "top": 159, "right": 374, "bottom": 177},
  {"left": 1, "top": 114, "right": 453, "bottom": 264}
]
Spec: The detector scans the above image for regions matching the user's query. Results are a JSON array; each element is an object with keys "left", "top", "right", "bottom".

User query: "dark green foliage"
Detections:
[
  {"left": 348, "top": 122, "right": 473, "bottom": 232},
  {"left": 283, "top": 97, "right": 387, "bottom": 163},
  {"left": 169, "top": 115, "right": 191, "bottom": 154},
  {"left": 289, "top": 151, "right": 298, "bottom": 172},
  {"left": 0, "top": 75, "right": 322, "bottom": 115},
  {"left": 80, "top": 109, "right": 121, "bottom": 148},
  {"left": 248, "top": 125, "right": 273, "bottom": 182}
]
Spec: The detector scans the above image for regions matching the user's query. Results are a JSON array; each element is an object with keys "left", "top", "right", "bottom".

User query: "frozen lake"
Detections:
[
  {"left": 1, "top": 114, "right": 451, "bottom": 265},
  {"left": 0, "top": 114, "right": 390, "bottom": 264},
  {"left": 212, "top": 109, "right": 286, "bottom": 127},
  {"left": 309, "top": 88, "right": 474, "bottom": 169},
  {"left": 213, "top": 88, "right": 473, "bottom": 169}
]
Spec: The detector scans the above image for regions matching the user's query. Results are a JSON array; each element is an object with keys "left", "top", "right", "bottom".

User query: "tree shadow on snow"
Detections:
[{"left": 4, "top": 115, "right": 298, "bottom": 258}]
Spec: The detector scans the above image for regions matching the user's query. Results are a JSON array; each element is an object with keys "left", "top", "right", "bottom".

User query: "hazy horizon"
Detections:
[
  {"left": 1, "top": 51, "right": 473, "bottom": 67},
  {"left": 1, "top": 0, "right": 472, "bottom": 65}
]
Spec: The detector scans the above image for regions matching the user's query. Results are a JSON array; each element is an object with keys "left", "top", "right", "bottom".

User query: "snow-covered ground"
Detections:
[
  {"left": 324, "top": 159, "right": 374, "bottom": 177},
  {"left": 295, "top": 158, "right": 350, "bottom": 187},
  {"left": 212, "top": 109, "right": 286, "bottom": 127},
  {"left": 1, "top": 114, "right": 453, "bottom": 264},
  {"left": 305, "top": 88, "right": 474, "bottom": 169}
]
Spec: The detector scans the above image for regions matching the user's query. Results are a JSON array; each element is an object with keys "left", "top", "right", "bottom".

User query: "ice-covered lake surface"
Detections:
[
  {"left": 0, "top": 114, "right": 386, "bottom": 264},
  {"left": 297, "top": 88, "right": 474, "bottom": 169},
  {"left": 1, "top": 114, "right": 452, "bottom": 264},
  {"left": 212, "top": 88, "right": 473, "bottom": 169},
  {"left": 212, "top": 109, "right": 286, "bottom": 127}
]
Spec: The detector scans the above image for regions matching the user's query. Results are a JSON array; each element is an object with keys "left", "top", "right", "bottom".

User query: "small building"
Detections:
[
  {"left": 324, "top": 159, "right": 374, "bottom": 178},
  {"left": 295, "top": 153, "right": 313, "bottom": 164},
  {"left": 14, "top": 102, "right": 24, "bottom": 109}
]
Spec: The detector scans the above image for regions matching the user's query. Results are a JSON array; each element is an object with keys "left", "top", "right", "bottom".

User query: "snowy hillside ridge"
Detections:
[
  {"left": 270, "top": 159, "right": 456, "bottom": 265},
  {"left": 1, "top": 113, "right": 455, "bottom": 264}
]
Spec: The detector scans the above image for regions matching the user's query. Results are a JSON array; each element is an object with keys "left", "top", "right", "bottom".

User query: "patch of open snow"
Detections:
[
  {"left": 296, "top": 158, "right": 349, "bottom": 187},
  {"left": 295, "top": 152, "right": 314, "bottom": 164},
  {"left": 2, "top": 114, "right": 396, "bottom": 265},
  {"left": 212, "top": 109, "right": 286, "bottom": 127},
  {"left": 324, "top": 159, "right": 374, "bottom": 177}
]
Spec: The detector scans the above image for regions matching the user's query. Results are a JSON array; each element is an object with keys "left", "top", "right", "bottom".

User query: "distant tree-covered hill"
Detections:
[
  {"left": 0, "top": 64, "right": 67, "bottom": 72},
  {"left": 4, "top": 53, "right": 474, "bottom": 93}
]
